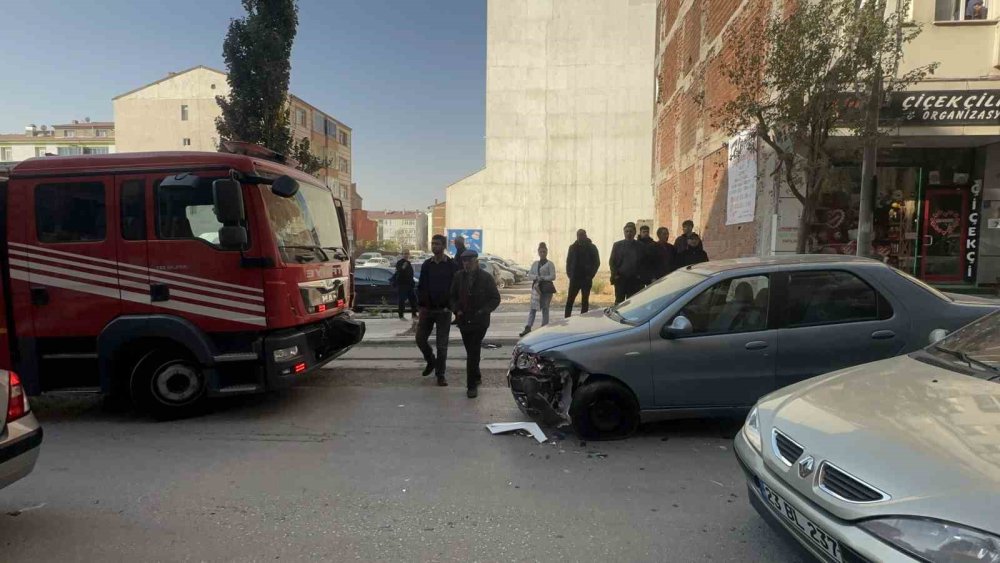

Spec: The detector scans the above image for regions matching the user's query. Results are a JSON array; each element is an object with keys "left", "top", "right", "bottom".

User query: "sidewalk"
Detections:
[{"left": 360, "top": 311, "right": 532, "bottom": 345}]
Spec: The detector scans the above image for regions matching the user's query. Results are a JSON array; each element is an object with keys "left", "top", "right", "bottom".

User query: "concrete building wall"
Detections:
[
  {"left": 446, "top": 0, "right": 657, "bottom": 268},
  {"left": 114, "top": 67, "right": 228, "bottom": 152}
]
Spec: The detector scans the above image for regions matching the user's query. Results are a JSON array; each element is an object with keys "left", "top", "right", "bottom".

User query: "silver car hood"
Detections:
[
  {"left": 762, "top": 355, "right": 1000, "bottom": 530},
  {"left": 518, "top": 310, "right": 632, "bottom": 352}
]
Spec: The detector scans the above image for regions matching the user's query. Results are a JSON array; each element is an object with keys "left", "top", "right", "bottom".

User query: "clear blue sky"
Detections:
[{"left": 1, "top": 0, "right": 486, "bottom": 210}]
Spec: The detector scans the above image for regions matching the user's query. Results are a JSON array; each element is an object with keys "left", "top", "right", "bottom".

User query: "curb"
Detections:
[{"left": 358, "top": 337, "right": 521, "bottom": 347}]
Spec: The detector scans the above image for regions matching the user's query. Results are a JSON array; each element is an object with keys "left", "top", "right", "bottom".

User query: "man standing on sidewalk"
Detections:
[
  {"left": 653, "top": 227, "right": 676, "bottom": 279},
  {"left": 453, "top": 235, "right": 467, "bottom": 259},
  {"left": 393, "top": 249, "right": 417, "bottom": 322},
  {"left": 416, "top": 234, "right": 460, "bottom": 386},
  {"left": 451, "top": 250, "right": 501, "bottom": 398},
  {"left": 565, "top": 229, "right": 599, "bottom": 318},
  {"left": 610, "top": 222, "right": 642, "bottom": 304},
  {"left": 674, "top": 220, "right": 696, "bottom": 254},
  {"left": 637, "top": 224, "right": 657, "bottom": 287}
]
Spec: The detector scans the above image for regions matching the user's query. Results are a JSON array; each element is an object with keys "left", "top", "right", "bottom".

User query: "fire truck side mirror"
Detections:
[
  {"left": 271, "top": 175, "right": 300, "bottom": 198},
  {"left": 212, "top": 179, "right": 245, "bottom": 224},
  {"left": 218, "top": 225, "right": 248, "bottom": 250}
]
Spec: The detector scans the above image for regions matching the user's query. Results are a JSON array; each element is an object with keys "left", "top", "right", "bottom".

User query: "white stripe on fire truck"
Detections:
[
  {"left": 9, "top": 258, "right": 266, "bottom": 314},
  {"left": 9, "top": 247, "right": 265, "bottom": 304},
  {"left": 9, "top": 269, "right": 266, "bottom": 327},
  {"left": 8, "top": 242, "right": 265, "bottom": 295}
]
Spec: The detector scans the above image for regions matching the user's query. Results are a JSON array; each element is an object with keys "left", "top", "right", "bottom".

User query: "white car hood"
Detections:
[{"left": 761, "top": 355, "right": 1000, "bottom": 531}]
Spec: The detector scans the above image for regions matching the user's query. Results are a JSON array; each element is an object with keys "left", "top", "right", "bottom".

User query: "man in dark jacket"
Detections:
[
  {"left": 653, "top": 227, "right": 677, "bottom": 278},
  {"left": 450, "top": 250, "right": 501, "bottom": 398},
  {"left": 564, "top": 229, "right": 600, "bottom": 318},
  {"left": 674, "top": 220, "right": 695, "bottom": 254},
  {"left": 609, "top": 222, "right": 643, "bottom": 304},
  {"left": 453, "top": 235, "right": 467, "bottom": 259},
  {"left": 677, "top": 233, "right": 709, "bottom": 267},
  {"left": 394, "top": 249, "right": 417, "bottom": 321},
  {"left": 416, "top": 234, "right": 461, "bottom": 386},
  {"left": 637, "top": 225, "right": 657, "bottom": 287}
]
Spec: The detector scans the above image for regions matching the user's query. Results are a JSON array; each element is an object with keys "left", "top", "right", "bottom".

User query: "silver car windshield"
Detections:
[
  {"left": 612, "top": 270, "right": 705, "bottom": 324},
  {"left": 929, "top": 311, "right": 1000, "bottom": 379}
]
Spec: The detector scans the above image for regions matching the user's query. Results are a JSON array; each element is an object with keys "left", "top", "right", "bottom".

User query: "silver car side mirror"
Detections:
[
  {"left": 661, "top": 315, "right": 693, "bottom": 339},
  {"left": 929, "top": 329, "right": 949, "bottom": 346}
]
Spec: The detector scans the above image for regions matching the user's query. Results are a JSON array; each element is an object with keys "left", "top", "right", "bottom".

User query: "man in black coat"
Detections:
[
  {"left": 609, "top": 222, "right": 643, "bottom": 304},
  {"left": 416, "top": 234, "right": 461, "bottom": 386},
  {"left": 393, "top": 249, "right": 417, "bottom": 321},
  {"left": 677, "top": 233, "right": 709, "bottom": 267},
  {"left": 674, "top": 219, "right": 695, "bottom": 254},
  {"left": 653, "top": 227, "right": 677, "bottom": 278},
  {"left": 637, "top": 224, "right": 657, "bottom": 287},
  {"left": 450, "top": 250, "right": 502, "bottom": 398},
  {"left": 453, "top": 235, "right": 467, "bottom": 259},
  {"left": 564, "top": 229, "right": 600, "bottom": 318}
]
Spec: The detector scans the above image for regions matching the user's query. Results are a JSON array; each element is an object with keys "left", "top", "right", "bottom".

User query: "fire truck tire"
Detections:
[{"left": 130, "top": 348, "right": 207, "bottom": 419}]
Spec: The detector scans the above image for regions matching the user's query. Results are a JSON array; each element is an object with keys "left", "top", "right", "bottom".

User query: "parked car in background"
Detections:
[
  {"left": 736, "top": 309, "right": 1000, "bottom": 563},
  {"left": 353, "top": 266, "right": 398, "bottom": 310},
  {"left": 486, "top": 254, "right": 528, "bottom": 278},
  {"left": 485, "top": 256, "right": 525, "bottom": 283},
  {"left": 356, "top": 252, "right": 382, "bottom": 266},
  {"left": 480, "top": 260, "right": 507, "bottom": 289},
  {"left": 1, "top": 369, "right": 42, "bottom": 490},
  {"left": 365, "top": 257, "right": 391, "bottom": 268},
  {"left": 508, "top": 255, "right": 998, "bottom": 440}
]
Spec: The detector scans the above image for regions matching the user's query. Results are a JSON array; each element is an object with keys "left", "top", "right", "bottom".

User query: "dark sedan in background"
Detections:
[{"left": 508, "top": 255, "right": 999, "bottom": 439}]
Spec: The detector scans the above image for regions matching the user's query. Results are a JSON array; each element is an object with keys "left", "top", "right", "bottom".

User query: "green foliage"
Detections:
[
  {"left": 216, "top": 0, "right": 327, "bottom": 175},
  {"left": 712, "top": 0, "right": 936, "bottom": 252}
]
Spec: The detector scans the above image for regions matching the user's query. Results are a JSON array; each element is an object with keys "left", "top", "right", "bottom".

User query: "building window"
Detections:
[
  {"left": 181, "top": 105, "right": 189, "bottom": 121},
  {"left": 339, "top": 157, "right": 350, "bottom": 173},
  {"left": 83, "top": 147, "right": 109, "bottom": 155},
  {"left": 182, "top": 138, "right": 191, "bottom": 146},
  {"left": 313, "top": 112, "right": 325, "bottom": 133},
  {"left": 937, "top": 0, "right": 991, "bottom": 20},
  {"left": 295, "top": 107, "right": 307, "bottom": 127},
  {"left": 96, "top": 129, "right": 110, "bottom": 138},
  {"left": 0, "top": 147, "right": 11, "bottom": 161},
  {"left": 64, "top": 130, "right": 76, "bottom": 138},
  {"left": 339, "top": 131, "right": 349, "bottom": 146},
  {"left": 35, "top": 147, "right": 46, "bottom": 157},
  {"left": 57, "top": 146, "right": 83, "bottom": 156},
  {"left": 35, "top": 182, "right": 107, "bottom": 243}
]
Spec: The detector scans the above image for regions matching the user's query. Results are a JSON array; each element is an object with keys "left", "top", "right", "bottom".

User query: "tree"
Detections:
[
  {"left": 711, "top": 0, "right": 936, "bottom": 253},
  {"left": 216, "top": 0, "right": 330, "bottom": 175}
]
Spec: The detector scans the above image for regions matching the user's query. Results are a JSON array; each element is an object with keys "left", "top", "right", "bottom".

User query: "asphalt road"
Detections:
[{"left": 1, "top": 367, "right": 806, "bottom": 562}]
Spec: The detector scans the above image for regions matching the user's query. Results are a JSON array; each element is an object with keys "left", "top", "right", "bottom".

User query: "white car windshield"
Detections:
[
  {"left": 930, "top": 311, "right": 1000, "bottom": 379},
  {"left": 611, "top": 270, "right": 705, "bottom": 324},
  {"left": 261, "top": 182, "right": 345, "bottom": 263}
]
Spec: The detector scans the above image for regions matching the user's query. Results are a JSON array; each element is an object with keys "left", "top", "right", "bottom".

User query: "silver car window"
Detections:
[
  {"left": 614, "top": 270, "right": 705, "bottom": 324},
  {"left": 678, "top": 275, "right": 769, "bottom": 335}
]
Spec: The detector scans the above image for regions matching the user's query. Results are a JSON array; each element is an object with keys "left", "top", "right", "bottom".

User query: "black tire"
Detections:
[
  {"left": 569, "top": 380, "right": 640, "bottom": 440},
  {"left": 129, "top": 348, "right": 207, "bottom": 420}
]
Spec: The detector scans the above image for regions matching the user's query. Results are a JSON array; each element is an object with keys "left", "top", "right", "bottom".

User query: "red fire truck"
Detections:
[{"left": 0, "top": 146, "right": 364, "bottom": 417}]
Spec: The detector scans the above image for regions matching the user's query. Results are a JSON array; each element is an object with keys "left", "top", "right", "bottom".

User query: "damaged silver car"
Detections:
[{"left": 508, "top": 256, "right": 998, "bottom": 440}]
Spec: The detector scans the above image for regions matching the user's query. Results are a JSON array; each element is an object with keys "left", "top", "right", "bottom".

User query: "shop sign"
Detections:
[
  {"left": 883, "top": 90, "right": 1000, "bottom": 126},
  {"left": 966, "top": 180, "right": 982, "bottom": 283}
]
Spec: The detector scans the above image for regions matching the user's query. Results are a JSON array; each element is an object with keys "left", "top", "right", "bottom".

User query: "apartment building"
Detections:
[
  {"left": 653, "top": 0, "right": 1000, "bottom": 286},
  {"left": 0, "top": 120, "right": 115, "bottom": 163},
  {"left": 369, "top": 211, "right": 428, "bottom": 251},
  {"left": 113, "top": 65, "right": 356, "bottom": 240}
]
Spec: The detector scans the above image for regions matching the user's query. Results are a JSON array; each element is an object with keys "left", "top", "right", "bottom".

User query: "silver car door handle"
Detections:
[
  {"left": 871, "top": 330, "right": 896, "bottom": 340},
  {"left": 745, "top": 341, "right": 769, "bottom": 351}
]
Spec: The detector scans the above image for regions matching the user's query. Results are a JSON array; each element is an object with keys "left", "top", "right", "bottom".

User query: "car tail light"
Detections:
[{"left": 7, "top": 371, "right": 29, "bottom": 422}]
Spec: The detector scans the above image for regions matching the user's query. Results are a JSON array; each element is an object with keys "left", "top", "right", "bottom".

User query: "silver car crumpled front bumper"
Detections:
[{"left": 733, "top": 430, "right": 916, "bottom": 563}]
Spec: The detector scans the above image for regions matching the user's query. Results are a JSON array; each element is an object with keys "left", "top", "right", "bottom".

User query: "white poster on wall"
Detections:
[{"left": 727, "top": 131, "right": 757, "bottom": 225}]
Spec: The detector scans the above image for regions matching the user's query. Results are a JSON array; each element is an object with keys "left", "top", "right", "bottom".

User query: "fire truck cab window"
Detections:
[
  {"left": 156, "top": 181, "right": 225, "bottom": 245},
  {"left": 35, "top": 182, "right": 107, "bottom": 243}
]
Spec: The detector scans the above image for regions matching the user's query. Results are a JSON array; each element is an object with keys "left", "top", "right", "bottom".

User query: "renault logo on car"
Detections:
[{"left": 798, "top": 456, "right": 815, "bottom": 479}]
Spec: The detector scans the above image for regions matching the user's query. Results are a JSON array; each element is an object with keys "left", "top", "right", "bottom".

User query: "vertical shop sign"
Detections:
[
  {"left": 966, "top": 180, "right": 982, "bottom": 282},
  {"left": 726, "top": 131, "right": 757, "bottom": 225}
]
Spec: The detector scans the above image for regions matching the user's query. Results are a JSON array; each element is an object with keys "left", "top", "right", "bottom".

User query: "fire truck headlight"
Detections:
[{"left": 273, "top": 346, "right": 301, "bottom": 362}]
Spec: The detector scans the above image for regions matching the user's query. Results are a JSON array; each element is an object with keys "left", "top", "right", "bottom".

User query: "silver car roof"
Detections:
[{"left": 685, "top": 255, "right": 887, "bottom": 276}]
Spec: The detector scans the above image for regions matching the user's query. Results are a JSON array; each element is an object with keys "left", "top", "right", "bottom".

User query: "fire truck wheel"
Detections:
[{"left": 130, "top": 348, "right": 207, "bottom": 419}]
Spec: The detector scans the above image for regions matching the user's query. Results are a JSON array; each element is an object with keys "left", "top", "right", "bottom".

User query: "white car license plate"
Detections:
[{"left": 760, "top": 482, "right": 842, "bottom": 562}]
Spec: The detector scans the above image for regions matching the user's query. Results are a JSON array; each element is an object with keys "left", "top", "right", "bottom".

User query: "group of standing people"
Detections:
[{"left": 610, "top": 220, "right": 708, "bottom": 304}]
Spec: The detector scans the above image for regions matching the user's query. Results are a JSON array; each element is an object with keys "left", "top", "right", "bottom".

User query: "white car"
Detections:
[{"left": 1, "top": 370, "right": 42, "bottom": 490}]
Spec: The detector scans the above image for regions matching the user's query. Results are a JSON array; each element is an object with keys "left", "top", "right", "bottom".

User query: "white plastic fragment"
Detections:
[{"left": 486, "top": 422, "right": 548, "bottom": 443}]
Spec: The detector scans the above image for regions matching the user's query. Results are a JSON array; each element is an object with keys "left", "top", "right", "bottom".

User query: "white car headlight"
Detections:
[
  {"left": 742, "top": 407, "right": 762, "bottom": 453},
  {"left": 273, "top": 345, "right": 301, "bottom": 362},
  {"left": 860, "top": 518, "right": 1000, "bottom": 563}
]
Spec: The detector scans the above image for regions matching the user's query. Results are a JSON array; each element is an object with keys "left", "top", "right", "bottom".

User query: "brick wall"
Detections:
[{"left": 653, "top": 0, "right": 772, "bottom": 259}]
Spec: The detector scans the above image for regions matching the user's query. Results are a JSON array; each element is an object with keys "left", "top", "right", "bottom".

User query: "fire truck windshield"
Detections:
[{"left": 261, "top": 182, "right": 345, "bottom": 264}]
